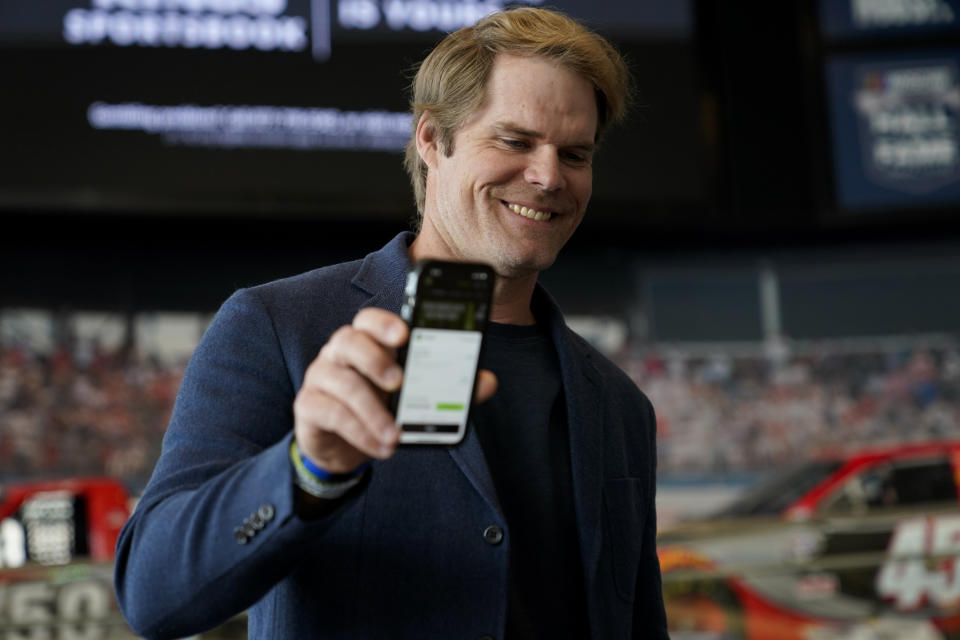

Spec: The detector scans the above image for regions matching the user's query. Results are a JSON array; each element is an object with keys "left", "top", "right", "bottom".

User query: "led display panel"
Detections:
[
  {"left": 819, "top": 0, "right": 960, "bottom": 41},
  {"left": 825, "top": 50, "right": 960, "bottom": 213},
  {"left": 0, "top": 0, "right": 704, "bottom": 221}
]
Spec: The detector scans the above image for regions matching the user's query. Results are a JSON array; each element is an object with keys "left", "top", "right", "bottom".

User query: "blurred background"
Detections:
[{"left": 1, "top": 0, "right": 960, "bottom": 637}]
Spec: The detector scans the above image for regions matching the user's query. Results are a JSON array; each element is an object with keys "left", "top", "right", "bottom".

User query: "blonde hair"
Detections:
[{"left": 403, "top": 7, "right": 632, "bottom": 226}]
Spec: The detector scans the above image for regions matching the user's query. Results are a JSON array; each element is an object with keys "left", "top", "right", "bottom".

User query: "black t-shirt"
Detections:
[{"left": 473, "top": 321, "right": 589, "bottom": 639}]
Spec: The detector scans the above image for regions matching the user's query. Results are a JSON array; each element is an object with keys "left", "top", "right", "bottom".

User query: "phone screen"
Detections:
[
  {"left": 396, "top": 263, "right": 491, "bottom": 444},
  {"left": 395, "top": 326, "right": 481, "bottom": 433}
]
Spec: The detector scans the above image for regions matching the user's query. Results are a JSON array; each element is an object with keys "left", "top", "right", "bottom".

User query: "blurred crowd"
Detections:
[
  {"left": 0, "top": 341, "right": 181, "bottom": 490},
  {"left": 2, "top": 331, "right": 960, "bottom": 486},
  {"left": 619, "top": 340, "right": 960, "bottom": 476}
]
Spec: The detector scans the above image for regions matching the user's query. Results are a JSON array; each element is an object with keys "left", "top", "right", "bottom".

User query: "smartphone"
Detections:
[{"left": 392, "top": 259, "right": 494, "bottom": 445}]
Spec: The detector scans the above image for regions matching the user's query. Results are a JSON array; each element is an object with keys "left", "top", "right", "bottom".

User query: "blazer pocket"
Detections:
[{"left": 603, "top": 477, "right": 646, "bottom": 602}]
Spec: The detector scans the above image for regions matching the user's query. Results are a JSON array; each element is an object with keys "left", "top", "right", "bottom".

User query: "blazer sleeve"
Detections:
[
  {"left": 633, "top": 397, "right": 669, "bottom": 639},
  {"left": 113, "top": 288, "right": 344, "bottom": 639}
]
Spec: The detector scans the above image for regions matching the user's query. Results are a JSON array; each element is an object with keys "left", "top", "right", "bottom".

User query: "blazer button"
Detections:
[
  {"left": 482, "top": 525, "right": 503, "bottom": 545},
  {"left": 258, "top": 504, "right": 276, "bottom": 522},
  {"left": 234, "top": 528, "right": 249, "bottom": 545}
]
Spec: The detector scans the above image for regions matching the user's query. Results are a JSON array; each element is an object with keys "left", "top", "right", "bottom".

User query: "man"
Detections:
[{"left": 114, "top": 7, "right": 667, "bottom": 639}]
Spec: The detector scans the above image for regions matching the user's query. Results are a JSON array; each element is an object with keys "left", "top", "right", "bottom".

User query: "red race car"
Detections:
[{"left": 658, "top": 440, "right": 960, "bottom": 640}]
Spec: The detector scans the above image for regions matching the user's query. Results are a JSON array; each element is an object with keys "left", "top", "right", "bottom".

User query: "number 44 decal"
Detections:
[{"left": 877, "top": 514, "right": 960, "bottom": 611}]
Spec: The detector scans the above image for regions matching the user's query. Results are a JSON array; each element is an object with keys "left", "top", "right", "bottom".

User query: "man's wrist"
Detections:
[
  {"left": 290, "top": 440, "right": 371, "bottom": 500},
  {"left": 296, "top": 442, "right": 371, "bottom": 482}
]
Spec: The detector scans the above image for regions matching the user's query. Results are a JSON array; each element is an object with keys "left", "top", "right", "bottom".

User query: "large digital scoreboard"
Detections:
[{"left": 0, "top": 0, "right": 706, "bottom": 222}]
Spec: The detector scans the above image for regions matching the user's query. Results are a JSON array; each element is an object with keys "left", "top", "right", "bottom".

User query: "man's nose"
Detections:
[{"left": 523, "top": 148, "right": 564, "bottom": 192}]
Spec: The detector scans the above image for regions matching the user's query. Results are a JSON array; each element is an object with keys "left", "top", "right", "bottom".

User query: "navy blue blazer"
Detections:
[{"left": 114, "top": 232, "right": 667, "bottom": 639}]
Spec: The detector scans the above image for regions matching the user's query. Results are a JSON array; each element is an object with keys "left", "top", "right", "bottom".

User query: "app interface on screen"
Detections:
[
  {"left": 396, "top": 327, "right": 482, "bottom": 432},
  {"left": 396, "top": 291, "right": 488, "bottom": 433}
]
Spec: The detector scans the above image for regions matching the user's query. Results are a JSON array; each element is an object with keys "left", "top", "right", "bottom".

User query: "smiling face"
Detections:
[{"left": 411, "top": 53, "right": 598, "bottom": 284}]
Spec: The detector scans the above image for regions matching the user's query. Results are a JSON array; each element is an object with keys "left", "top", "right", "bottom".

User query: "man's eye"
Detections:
[{"left": 502, "top": 138, "right": 528, "bottom": 149}]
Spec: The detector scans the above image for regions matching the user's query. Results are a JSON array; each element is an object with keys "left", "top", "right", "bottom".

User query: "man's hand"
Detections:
[{"left": 293, "top": 307, "right": 497, "bottom": 475}]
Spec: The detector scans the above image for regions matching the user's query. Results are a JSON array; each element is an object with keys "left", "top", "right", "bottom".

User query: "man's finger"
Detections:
[
  {"left": 320, "top": 325, "right": 403, "bottom": 393},
  {"left": 310, "top": 357, "right": 398, "bottom": 444},
  {"left": 353, "top": 307, "right": 409, "bottom": 348},
  {"left": 474, "top": 369, "right": 498, "bottom": 404},
  {"left": 294, "top": 387, "right": 397, "bottom": 463}
]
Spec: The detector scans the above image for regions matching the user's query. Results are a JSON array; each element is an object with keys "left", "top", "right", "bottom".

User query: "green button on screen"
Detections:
[{"left": 436, "top": 403, "right": 465, "bottom": 411}]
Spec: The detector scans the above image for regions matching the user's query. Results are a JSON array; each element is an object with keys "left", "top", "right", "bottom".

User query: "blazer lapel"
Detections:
[
  {"left": 449, "top": 426, "right": 502, "bottom": 516},
  {"left": 351, "top": 232, "right": 413, "bottom": 314},
  {"left": 541, "top": 288, "right": 606, "bottom": 593}
]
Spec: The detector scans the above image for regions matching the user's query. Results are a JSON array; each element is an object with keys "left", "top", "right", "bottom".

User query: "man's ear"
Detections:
[{"left": 415, "top": 112, "right": 440, "bottom": 170}]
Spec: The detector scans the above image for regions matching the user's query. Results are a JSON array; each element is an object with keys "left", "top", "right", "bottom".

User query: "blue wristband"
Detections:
[{"left": 295, "top": 442, "right": 371, "bottom": 482}]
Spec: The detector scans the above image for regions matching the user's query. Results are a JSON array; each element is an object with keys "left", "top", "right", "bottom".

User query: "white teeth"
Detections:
[{"left": 508, "top": 203, "right": 552, "bottom": 222}]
